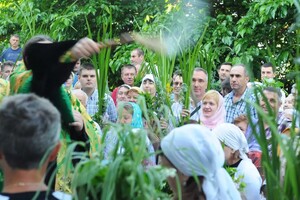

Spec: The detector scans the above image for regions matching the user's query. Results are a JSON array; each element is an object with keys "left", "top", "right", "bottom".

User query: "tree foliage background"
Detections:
[{"left": 0, "top": 0, "right": 297, "bottom": 90}]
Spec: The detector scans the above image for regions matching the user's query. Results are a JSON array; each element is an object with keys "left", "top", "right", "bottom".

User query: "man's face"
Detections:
[
  {"left": 218, "top": 64, "right": 231, "bottom": 81},
  {"left": 261, "top": 67, "right": 275, "bottom": 80},
  {"left": 9, "top": 36, "right": 20, "bottom": 49},
  {"left": 260, "top": 90, "right": 281, "bottom": 114},
  {"left": 229, "top": 66, "right": 249, "bottom": 92},
  {"left": 172, "top": 75, "right": 183, "bottom": 94},
  {"left": 1, "top": 66, "right": 13, "bottom": 80},
  {"left": 121, "top": 67, "right": 136, "bottom": 86},
  {"left": 130, "top": 50, "right": 144, "bottom": 65},
  {"left": 78, "top": 69, "right": 96, "bottom": 90},
  {"left": 192, "top": 71, "right": 207, "bottom": 99}
]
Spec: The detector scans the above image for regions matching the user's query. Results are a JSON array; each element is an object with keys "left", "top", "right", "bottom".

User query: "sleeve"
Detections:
[{"left": 106, "top": 95, "right": 118, "bottom": 122}]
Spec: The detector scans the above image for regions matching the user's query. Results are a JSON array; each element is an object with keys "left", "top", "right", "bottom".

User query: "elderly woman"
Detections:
[
  {"left": 200, "top": 90, "right": 226, "bottom": 130},
  {"left": 160, "top": 124, "right": 241, "bottom": 200},
  {"left": 213, "top": 123, "right": 262, "bottom": 200}
]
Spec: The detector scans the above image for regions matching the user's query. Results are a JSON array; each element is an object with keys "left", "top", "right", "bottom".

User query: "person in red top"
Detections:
[{"left": 111, "top": 64, "right": 137, "bottom": 105}]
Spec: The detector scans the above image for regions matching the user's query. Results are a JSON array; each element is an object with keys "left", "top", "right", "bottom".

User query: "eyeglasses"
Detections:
[{"left": 173, "top": 82, "right": 183, "bottom": 86}]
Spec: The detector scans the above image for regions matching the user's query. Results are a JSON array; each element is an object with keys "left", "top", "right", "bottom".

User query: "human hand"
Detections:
[
  {"left": 69, "top": 110, "right": 84, "bottom": 132},
  {"left": 181, "top": 109, "right": 190, "bottom": 118},
  {"left": 160, "top": 118, "right": 168, "bottom": 130},
  {"left": 70, "top": 37, "right": 101, "bottom": 59}
]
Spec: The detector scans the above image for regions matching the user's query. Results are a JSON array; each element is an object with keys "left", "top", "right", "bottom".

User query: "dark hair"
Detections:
[
  {"left": 221, "top": 77, "right": 232, "bottom": 96},
  {"left": 173, "top": 69, "right": 182, "bottom": 77},
  {"left": 218, "top": 62, "right": 232, "bottom": 70},
  {"left": 121, "top": 64, "right": 136, "bottom": 74},
  {"left": 261, "top": 62, "right": 275, "bottom": 72},
  {"left": 78, "top": 62, "right": 95, "bottom": 75}
]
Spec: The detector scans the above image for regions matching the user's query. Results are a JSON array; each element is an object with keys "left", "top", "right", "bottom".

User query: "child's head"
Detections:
[
  {"left": 233, "top": 114, "right": 248, "bottom": 134},
  {"left": 118, "top": 102, "right": 134, "bottom": 124},
  {"left": 283, "top": 94, "right": 295, "bottom": 110}
]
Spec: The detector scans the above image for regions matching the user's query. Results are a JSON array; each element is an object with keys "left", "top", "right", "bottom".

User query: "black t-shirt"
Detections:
[{"left": 0, "top": 190, "right": 72, "bottom": 200}]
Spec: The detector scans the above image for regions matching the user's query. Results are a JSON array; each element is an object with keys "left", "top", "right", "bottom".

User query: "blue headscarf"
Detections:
[{"left": 129, "top": 102, "right": 143, "bottom": 128}]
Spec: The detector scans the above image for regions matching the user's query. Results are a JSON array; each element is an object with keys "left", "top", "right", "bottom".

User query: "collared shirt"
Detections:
[
  {"left": 246, "top": 112, "right": 291, "bottom": 152},
  {"left": 86, "top": 89, "right": 117, "bottom": 122},
  {"left": 224, "top": 88, "right": 257, "bottom": 123}
]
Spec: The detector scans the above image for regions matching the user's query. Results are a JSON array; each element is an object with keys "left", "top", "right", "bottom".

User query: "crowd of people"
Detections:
[{"left": 0, "top": 34, "right": 299, "bottom": 200}]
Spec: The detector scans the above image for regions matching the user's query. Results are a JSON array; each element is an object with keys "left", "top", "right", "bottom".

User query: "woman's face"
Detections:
[
  {"left": 283, "top": 95, "right": 294, "bottom": 110},
  {"left": 142, "top": 79, "right": 156, "bottom": 97},
  {"left": 118, "top": 109, "right": 133, "bottom": 124},
  {"left": 202, "top": 97, "right": 218, "bottom": 118},
  {"left": 64, "top": 75, "right": 73, "bottom": 90},
  {"left": 117, "top": 87, "right": 129, "bottom": 103},
  {"left": 127, "top": 91, "right": 139, "bottom": 103}
]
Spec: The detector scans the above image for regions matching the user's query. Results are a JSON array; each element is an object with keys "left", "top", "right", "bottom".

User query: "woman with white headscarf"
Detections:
[
  {"left": 213, "top": 123, "right": 262, "bottom": 200},
  {"left": 160, "top": 124, "right": 241, "bottom": 200}
]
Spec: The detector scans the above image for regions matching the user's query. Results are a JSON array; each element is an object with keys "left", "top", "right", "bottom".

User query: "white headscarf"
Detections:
[
  {"left": 213, "top": 123, "right": 249, "bottom": 160},
  {"left": 161, "top": 124, "right": 241, "bottom": 200}
]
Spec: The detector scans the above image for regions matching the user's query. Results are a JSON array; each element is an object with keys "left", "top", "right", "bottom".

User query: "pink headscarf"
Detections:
[{"left": 200, "top": 90, "right": 226, "bottom": 129}]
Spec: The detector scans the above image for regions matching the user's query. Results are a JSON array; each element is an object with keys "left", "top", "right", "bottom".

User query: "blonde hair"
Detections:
[{"left": 202, "top": 90, "right": 220, "bottom": 106}]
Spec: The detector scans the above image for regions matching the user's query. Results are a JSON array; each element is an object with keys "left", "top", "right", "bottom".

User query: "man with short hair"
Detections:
[
  {"left": 218, "top": 62, "right": 232, "bottom": 82},
  {"left": 261, "top": 62, "right": 275, "bottom": 80},
  {"left": 171, "top": 69, "right": 183, "bottom": 103},
  {"left": 260, "top": 62, "right": 285, "bottom": 111},
  {"left": 212, "top": 62, "right": 232, "bottom": 91},
  {"left": 0, "top": 34, "right": 22, "bottom": 63},
  {"left": 0, "top": 94, "right": 71, "bottom": 199},
  {"left": 0, "top": 61, "right": 14, "bottom": 80},
  {"left": 78, "top": 63, "right": 117, "bottom": 122},
  {"left": 111, "top": 64, "right": 136, "bottom": 105},
  {"left": 130, "top": 48, "right": 144, "bottom": 72},
  {"left": 172, "top": 67, "right": 208, "bottom": 122},
  {"left": 224, "top": 64, "right": 257, "bottom": 123}
]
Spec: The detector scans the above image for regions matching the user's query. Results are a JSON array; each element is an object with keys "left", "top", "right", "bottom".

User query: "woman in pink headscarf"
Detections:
[{"left": 200, "top": 90, "right": 226, "bottom": 130}]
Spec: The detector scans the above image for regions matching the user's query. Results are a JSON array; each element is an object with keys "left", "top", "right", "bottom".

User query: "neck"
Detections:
[
  {"left": 11, "top": 46, "right": 19, "bottom": 50},
  {"left": 2, "top": 169, "right": 47, "bottom": 193},
  {"left": 82, "top": 88, "right": 95, "bottom": 97},
  {"left": 234, "top": 87, "right": 247, "bottom": 97}
]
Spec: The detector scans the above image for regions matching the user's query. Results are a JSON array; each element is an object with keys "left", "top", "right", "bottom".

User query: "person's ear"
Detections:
[{"left": 49, "top": 142, "right": 61, "bottom": 162}]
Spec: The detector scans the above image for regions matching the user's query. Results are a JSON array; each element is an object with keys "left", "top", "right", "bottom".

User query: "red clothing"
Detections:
[{"left": 111, "top": 87, "right": 118, "bottom": 105}]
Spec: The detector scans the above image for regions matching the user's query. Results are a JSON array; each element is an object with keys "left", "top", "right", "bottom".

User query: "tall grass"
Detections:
[
  {"left": 71, "top": 125, "right": 173, "bottom": 200},
  {"left": 85, "top": 5, "right": 112, "bottom": 124}
]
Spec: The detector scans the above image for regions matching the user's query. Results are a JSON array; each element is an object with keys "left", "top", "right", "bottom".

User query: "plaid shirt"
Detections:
[
  {"left": 224, "top": 88, "right": 257, "bottom": 123},
  {"left": 246, "top": 112, "right": 291, "bottom": 152},
  {"left": 87, "top": 89, "right": 117, "bottom": 122}
]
